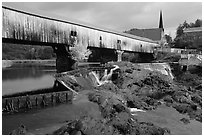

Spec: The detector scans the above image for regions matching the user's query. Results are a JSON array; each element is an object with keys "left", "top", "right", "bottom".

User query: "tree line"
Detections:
[
  {"left": 165, "top": 19, "right": 202, "bottom": 50},
  {"left": 2, "top": 43, "right": 56, "bottom": 60}
]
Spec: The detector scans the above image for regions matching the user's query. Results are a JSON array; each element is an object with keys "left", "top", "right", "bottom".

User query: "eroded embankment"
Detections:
[{"left": 9, "top": 62, "right": 202, "bottom": 135}]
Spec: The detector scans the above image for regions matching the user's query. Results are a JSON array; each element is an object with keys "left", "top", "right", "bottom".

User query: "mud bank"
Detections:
[{"left": 8, "top": 61, "right": 202, "bottom": 135}]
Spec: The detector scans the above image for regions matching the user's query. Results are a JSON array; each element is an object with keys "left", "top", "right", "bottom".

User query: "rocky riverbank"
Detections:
[{"left": 9, "top": 61, "right": 202, "bottom": 135}]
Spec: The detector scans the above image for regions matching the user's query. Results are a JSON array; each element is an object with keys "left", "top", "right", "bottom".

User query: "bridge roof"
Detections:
[{"left": 2, "top": 6, "right": 157, "bottom": 44}]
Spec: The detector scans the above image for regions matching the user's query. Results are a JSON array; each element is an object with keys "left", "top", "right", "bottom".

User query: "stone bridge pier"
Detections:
[
  {"left": 52, "top": 45, "right": 76, "bottom": 91},
  {"left": 52, "top": 45, "right": 76, "bottom": 73},
  {"left": 116, "top": 50, "right": 124, "bottom": 62}
]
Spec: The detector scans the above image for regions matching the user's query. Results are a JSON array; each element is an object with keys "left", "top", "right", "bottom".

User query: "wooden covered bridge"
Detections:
[{"left": 2, "top": 6, "right": 159, "bottom": 73}]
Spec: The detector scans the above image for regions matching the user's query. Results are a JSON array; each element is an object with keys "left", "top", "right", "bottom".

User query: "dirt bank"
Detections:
[{"left": 9, "top": 61, "right": 202, "bottom": 135}]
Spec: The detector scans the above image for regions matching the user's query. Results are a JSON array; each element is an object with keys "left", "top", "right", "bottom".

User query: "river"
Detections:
[
  {"left": 2, "top": 65, "right": 56, "bottom": 96},
  {"left": 2, "top": 64, "right": 101, "bottom": 135},
  {"left": 2, "top": 64, "right": 202, "bottom": 135}
]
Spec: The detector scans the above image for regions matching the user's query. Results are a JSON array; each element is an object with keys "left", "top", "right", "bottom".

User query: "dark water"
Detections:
[{"left": 2, "top": 65, "right": 56, "bottom": 96}]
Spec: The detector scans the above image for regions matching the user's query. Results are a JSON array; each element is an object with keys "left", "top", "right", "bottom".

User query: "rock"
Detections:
[
  {"left": 138, "top": 86, "right": 153, "bottom": 96},
  {"left": 70, "top": 130, "right": 81, "bottom": 135},
  {"left": 172, "top": 103, "right": 192, "bottom": 114},
  {"left": 75, "top": 120, "right": 83, "bottom": 130},
  {"left": 126, "top": 96, "right": 149, "bottom": 110},
  {"left": 191, "top": 94, "right": 202, "bottom": 106},
  {"left": 141, "top": 96, "right": 158, "bottom": 107},
  {"left": 9, "top": 125, "right": 32, "bottom": 135},
  {"left": 195, "top": 84, "right": 202, "bottom": 90},
  {"left": 135, "top": 122, "right": 170, "bottom": 135},
  {"left": 80, "top": 116, "right": 117, "bottom": 135},
  {"left": 53, "top": 119, "right": 83, "bottom": 135},
  {"left": 125, "top": 68, "right": 133, "bottom": 74},
  {"left": 113, "top": 104, "right": 127, "bottom": 113},
  {"left": 165, "top": 102, "right": 172, "bottom": 107},
  {"left": 163, "top": 95, "right": 174, "bottom": 103},
  {"left": 96, "top": 82, "right": 119, "bottom": 93},
  {"left": 188, "top": 109, "right": 202, "bottom": 122},
  {"left": 75, "top": 131, "right": 82, "bottom": 135},
  {"left": 129, "top": 85, "right": 140, "bottom": 93},
  {"left": 190, "top": 104, "right": 197, "bottom": 111},
  {"left": 52, "top": 124, "right": 71, "bottom": 135},
  {"left": 180, "top": 118, "right": 190, "bottom": 124}
]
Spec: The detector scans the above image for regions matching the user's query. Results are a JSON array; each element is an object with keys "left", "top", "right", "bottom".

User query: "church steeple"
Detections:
[{"left": 159, "top": 10, "right": 163, "bottom": 29}]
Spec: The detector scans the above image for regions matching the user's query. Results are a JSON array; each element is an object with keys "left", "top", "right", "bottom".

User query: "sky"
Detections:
[{"left": 2, "top": 2, "right": 202, "bottom": 39}]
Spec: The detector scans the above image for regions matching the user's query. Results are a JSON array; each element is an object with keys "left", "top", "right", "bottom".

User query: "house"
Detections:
[{"left": 183, "top": 27, "right": 202, "bottom": 51}]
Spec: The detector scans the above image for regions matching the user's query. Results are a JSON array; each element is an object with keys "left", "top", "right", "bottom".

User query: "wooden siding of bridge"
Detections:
[{"left": 2, "top": 7, "right": 158, "bottom": 53}]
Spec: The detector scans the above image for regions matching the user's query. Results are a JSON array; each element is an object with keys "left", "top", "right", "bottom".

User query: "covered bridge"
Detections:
[{"left": 2, "top": 6, "right": 159, "bottom": 72}]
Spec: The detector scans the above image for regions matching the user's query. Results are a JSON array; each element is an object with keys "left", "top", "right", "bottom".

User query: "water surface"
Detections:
[{"left": 2, "top": 65, "right": 56, "bottom": 96}]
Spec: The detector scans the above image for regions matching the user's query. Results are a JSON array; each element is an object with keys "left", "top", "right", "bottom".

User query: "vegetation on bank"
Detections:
[{"left": 2, "top": 43, "right": 56, "bottom": 60}]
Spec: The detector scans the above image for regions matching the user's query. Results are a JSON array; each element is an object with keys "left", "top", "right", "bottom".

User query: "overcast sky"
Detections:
[{"left": 3, "top": 2, "right": 202, "bottom": 38}]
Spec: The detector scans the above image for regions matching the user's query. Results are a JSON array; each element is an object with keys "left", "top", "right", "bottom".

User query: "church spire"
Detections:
[{"left": 159, "top": 10, "right": 163, "bottom": 29}]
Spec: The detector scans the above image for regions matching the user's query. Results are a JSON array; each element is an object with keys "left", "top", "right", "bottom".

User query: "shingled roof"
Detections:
[
  {"left": 125, "top": 28, "right": 163, "bottom": 41},
  {"left": 183, "top": 27, "right": 202, "bottom": 33}
]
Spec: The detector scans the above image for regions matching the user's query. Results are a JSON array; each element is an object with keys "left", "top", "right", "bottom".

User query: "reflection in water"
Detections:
[
  {"left": 2, "top": 65, "right": 56, "bottom": 81},
  {"left": 2, "top": 65, "right": 56, "bottom": 96}
]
